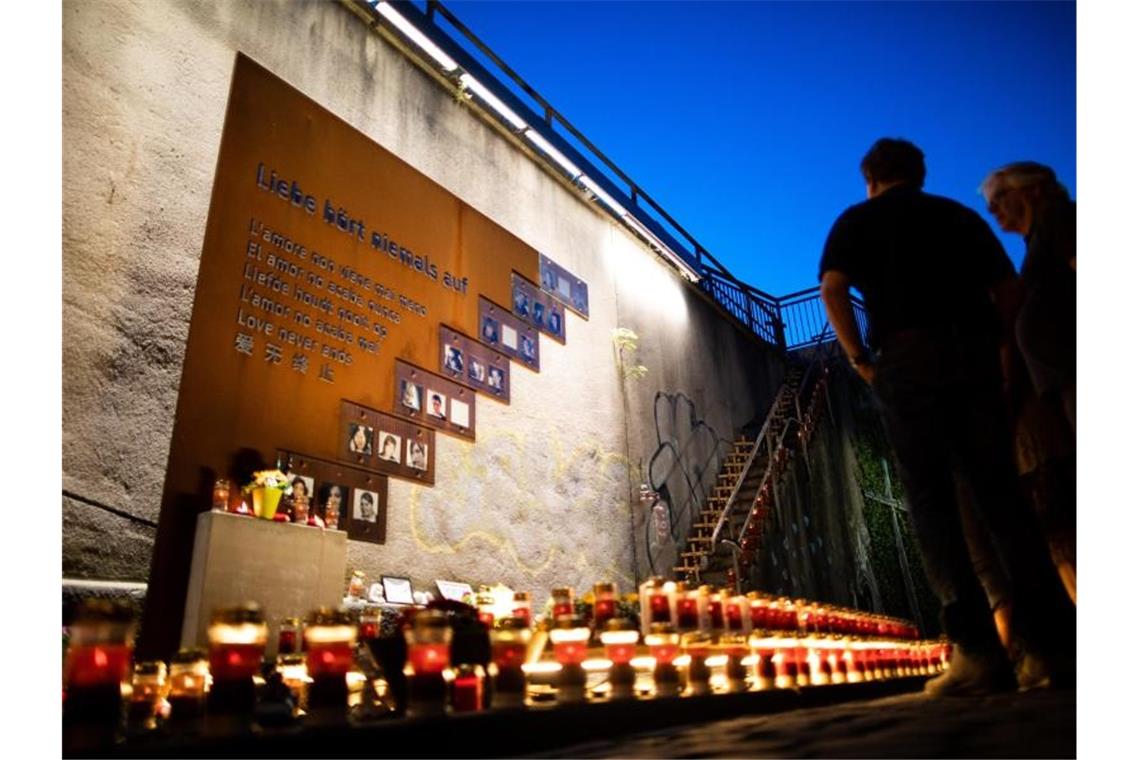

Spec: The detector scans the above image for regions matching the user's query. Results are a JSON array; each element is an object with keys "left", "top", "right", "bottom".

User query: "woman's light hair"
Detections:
[{"left": 980, "top": 161, "right": 1070, "bottom": 204}]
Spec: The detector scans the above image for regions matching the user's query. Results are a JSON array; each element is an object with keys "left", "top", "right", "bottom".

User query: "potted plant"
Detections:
[{"left": 242, "top": 469, "right": 293, "bottom": 520}]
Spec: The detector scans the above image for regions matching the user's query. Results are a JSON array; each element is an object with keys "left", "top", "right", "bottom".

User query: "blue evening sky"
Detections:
[{"left": 434, "top": 0, "right": 1075, "bottom": 297}]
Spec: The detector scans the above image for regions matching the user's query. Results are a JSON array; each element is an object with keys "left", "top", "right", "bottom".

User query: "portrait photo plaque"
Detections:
[
  {"left": 393, "top": 359, "right": 477, "bottom": 441},
  {"left": 438, "top": 324, "right": 512, "bottom": 404},
  {"left": 511, "top": 271, "right": 566, "bottom": 344},
  {"left": 276, "top": 450, "right": 388, "bottom": 544},
  {"left": 477, "top": 295, "right": 541, "bottom": 372},
  {"left": 539, "top": 254, "right": 590, "bottom": 319},
  {"left": 339, "top": 400, "right": 436, "bottom": 486}
]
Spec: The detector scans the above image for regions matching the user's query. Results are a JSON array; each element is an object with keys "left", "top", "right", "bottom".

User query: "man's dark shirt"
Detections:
[{"left": 819, "top": 186, "right": 1014, "bottom": 349}]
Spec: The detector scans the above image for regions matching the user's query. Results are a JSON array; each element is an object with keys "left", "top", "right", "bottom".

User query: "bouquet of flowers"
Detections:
[{"left": 242, "top": 469, "right": 293, "bottom": 520}]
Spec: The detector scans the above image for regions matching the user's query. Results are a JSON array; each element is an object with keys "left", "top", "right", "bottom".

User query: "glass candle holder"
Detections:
[
  {"left": 639, "top": 577, "right": 670, "bottom": 633},
  {"left": 720, "top": 632, "right": 750, "bottom": 692},
  {"left": 600, "top": 619, "right": 639, "bottom": 700},
  {"left": 303, "top": 608, "right": 357, "bottom": 679},
  {"left": 212, "top": 478, "right": 233, "bottom": 512},
  {"left": 644, "top": 623, "right": 681, "bottom": 697},
  {"left": 275, "top": 653, "right": 309, "bottom": 716},
  {"left": 324, "top": 502, "right": 340, "bottom": 530},
  {"left": 682, "top": 632, "right": 713, "bottom": 696},
  {"left": 476, "top": 591, "right": 497, "bottom": 630},
  {"left": 703, "top": 586, "right": 725, "bottom": 632},
  {"left": 451, "top": 663, "right": 485, "bottom": 713},
  {"left": 167, "top": 648, "right": 209, "bottom": 723},
  {"left": 549, "top": 616, "right": 590, "bottom": 703},
  {"left": 550, "top": 587, "right": 575, "bottom": 620},
  {"left": 724, "top": 593, "right": 745, "bottom": 633},
  {"left": 593, "top": 582, "right": 617, "bottom": 629},
  {"left": 748, "top": 632, "right": 778, "bottom": 690},
  {"left": 511, "top": 591, "right": 532, "bottom": 627},
  {"left": 489, "top": 618, "right": 531, "bottom": 708},
  {"left": 277, "top": 617, "right": 301, "bottom": 655},
  {"left": 358, "top": 610, "right": 380, "bottom": 642},
  {"left": 206, "top": 603, "right": 267, "bottom": 721},
  {"left": 676, "top": 587, "right": 700, "bottom": 632},
  {"left": 292, "top": 491, "right": 310, "bottom": 524},
  {"left": 63, "top": 599, "right": 135, "bottom": 752},
  {"left": 127, "top": 661, "right": 167, "bottom": 732},
  {"left": 793, "top": 634, "right": 810, "bottom": 687},
  {"left": 404, "top": 609, "right": 452, "bottom": 717}
]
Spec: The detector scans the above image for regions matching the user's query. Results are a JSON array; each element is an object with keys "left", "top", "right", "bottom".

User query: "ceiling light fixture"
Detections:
[{"left": 374, "top": 2, "right": 459, "bottom": 72}]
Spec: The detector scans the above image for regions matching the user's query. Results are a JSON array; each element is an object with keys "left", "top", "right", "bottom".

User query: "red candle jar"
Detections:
[
  {"left": 593, "top": 582, "right": 617, "bottom": 629},
  {"left": 649, "top": 589, "right": 670, "bottom": 623},
  {"left": 303, "top": 607, "right": 357, "bottom": 679},
  {"left": 725, "top": 595, "right": 744, "bottom": 632},
  {"left": 511, "top": 591, "right": 532, "bottom": 626},
  {"left": 451, "top": 663, "right": 485, "bottom": 713},
  {"left": 63, "top": 599, "right": 136, "bottom": 753},
  {"left": 683, "top": 632, "right": 713, "bottom": 695},
  {"left": 490, "top": 618, "right": 531, "bottom": 708},
  {"left": 748, "top": 631, "right": 778, "bottom": 689},
  {"left": 277, "top": 617, "right": 300, "bottom": 655},
  {"left": 476, "top": 591, "right": 496, "bottom": 630},
  {"left": 550, "top": 587, "right": 575, "bottom": 619},
  {"left": 704, "top": 587, "right": 725, "bottom": 631},
  {"left": 645, "top": 623, "right": 682, "bottom": 697},
  {"left": 358, "top": 610, "right": 380, "bottom": 641},
  {"left": 676, "top": 591, "right": 699, "bottom": 632},
  {"left": 600, "top": 618, "right": 640, "bottom": 700},
  {"left": 212, "top": 478, "right": 233, "bottom": 512},
  {"left": 405, "top": 609, "right": 452, "bottom": 717},
  {"left": 549, "top": 616, "right": 591, "bottom": 703},
  {"left": 207, "top": 603, "right": 267, "bottom": 682},
  {"left": 639, "top": 577, "right": 669, "bottom": 634}
]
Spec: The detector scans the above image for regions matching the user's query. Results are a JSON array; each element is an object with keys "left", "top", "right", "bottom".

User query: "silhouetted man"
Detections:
[{"left": 819, "top": 138, "right": 1073, "bottom": 696}]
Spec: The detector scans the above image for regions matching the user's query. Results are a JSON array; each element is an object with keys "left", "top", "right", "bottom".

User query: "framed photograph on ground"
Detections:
[
  {"left": 382, "top": 576, "right": 415, "bottom": 605},
  {"left": 435, "top": 580, "right": 474, "bottom": 602}
]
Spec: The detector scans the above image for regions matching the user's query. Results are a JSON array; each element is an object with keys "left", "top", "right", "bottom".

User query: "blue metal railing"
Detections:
[{"left": 350, "top": 2, "right": 868, "bottom": 354}]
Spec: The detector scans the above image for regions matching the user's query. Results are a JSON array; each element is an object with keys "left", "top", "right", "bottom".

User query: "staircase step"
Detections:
[
  {"left": 680, "top": 550, "right": 705, "bottom": 559},
  {"left": 692, "top": 521, "right": 718, "bottom": 529},
  {"left": 688, "top": 535, "right": 715, "bottom": 544}
]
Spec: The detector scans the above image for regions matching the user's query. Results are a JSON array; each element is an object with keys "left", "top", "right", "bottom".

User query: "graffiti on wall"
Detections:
[{"left": 640, "top": 391, "right": 735, "bottom": 574}]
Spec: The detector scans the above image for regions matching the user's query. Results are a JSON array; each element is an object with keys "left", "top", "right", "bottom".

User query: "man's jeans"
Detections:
[{"left": 872, "top": 330, "right": 1073, "bottom": 656}]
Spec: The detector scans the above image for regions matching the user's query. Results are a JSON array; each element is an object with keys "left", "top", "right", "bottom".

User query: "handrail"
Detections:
[{"left": 732, "top": 416, "right": 800, "bottom": 547}]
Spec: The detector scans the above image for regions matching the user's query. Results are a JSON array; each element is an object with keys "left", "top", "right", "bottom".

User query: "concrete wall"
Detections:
[{"left": 63, "top": 0, "right": 783, "bottom": 614}]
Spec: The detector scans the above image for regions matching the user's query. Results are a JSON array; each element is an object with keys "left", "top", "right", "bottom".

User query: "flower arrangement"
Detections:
[{"left": 242, "top": 469, "right": 293, "bottom": 519}]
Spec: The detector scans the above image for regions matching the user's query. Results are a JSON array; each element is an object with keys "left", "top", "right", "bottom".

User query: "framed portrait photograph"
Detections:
[
  {"left": 520, "top": 335, "right": 536, "bottom": 362},
  {"left": 468, "top": 359, "right": 486, "bottom": 384},
  {"left": 481, "top": 316, "right": 499, "bottom": 344},
  {"left": 435, "top": 580, "right": 474, "bottom": 602},
  {"left": 487, "top": 367, "right": 504, "bottom": 393},
  {"left": 347, "top": 423, "right": 373, "bottom": 455},
  {"left": 400, "top": 379, "right": 423, "bottom": 412},
  {"left": 382, "top": 576, "right": 415, "bottom": 605},
  {"left": 353, "top": 488, "right": 379, "bottom": 523},
  {"left": 449, "top": 398, "right": 470, "bottom": 429},
  {"left": 444, "top": 345, "right": 465, "bottom": 374},
  {"left": 376, "top": 431, "right": 402, "bottom": 463},
  {"left": 532, "top": 300, "right": 545, "bottom": 326},
  {"left": 407, "top": 439, "right": 429, "bottom": 471},
  {"left": 513, "top": 289, "right": 530, "bottom": 318},
  {"left": 286, "top": 473, "right": 314, "bottom": 522},
  {"left": 548, "top": 310, "right": 562, "bottom": 335},
  {"left": 426, "top": 390, "right": 448, "bottom": 420},
  {"left": 557, "top": 274, "right": 572, "bottom": 300},
  {"left": 315, "top": 481, "right": 349, "bottom": 530}
]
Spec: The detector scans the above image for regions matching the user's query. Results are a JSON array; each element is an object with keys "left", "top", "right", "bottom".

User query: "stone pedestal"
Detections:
[{"left": 181, "top": 511, "right": 347, "bottom": 656}]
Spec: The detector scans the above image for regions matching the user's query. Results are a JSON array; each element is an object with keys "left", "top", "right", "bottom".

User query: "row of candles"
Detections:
[{"left": 62, "top": 582, "right": 943, "bottom": 750}]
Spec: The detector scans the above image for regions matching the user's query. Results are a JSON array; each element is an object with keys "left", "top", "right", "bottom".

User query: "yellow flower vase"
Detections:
[{"left": 250, "top": 487, "right": 284, "bottom": 520}]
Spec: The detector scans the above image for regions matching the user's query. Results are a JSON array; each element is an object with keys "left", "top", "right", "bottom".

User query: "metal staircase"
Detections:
[{"left": 672, "top": 335, "right": 837, "bottom": 590}]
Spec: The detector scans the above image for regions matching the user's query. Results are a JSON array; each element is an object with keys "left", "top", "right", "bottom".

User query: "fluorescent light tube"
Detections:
[
  {"left": 523, "top": 129, "right": 582, "bottom": 179},
  {"left": 623, "top": 213, "right": 702, "bottom": 282},
  {"left": 376, "top": 2, "right": 458, "bottom": 72},
  {"left": 459, "top": 73, "right": 528, "bottom": 130},
  {"left": 579, "top": 174, "right": 626, "bottom": 215}
]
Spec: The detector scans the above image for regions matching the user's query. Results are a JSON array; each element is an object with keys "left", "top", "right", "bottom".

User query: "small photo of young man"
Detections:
[
  {"left": 468, "top": 359, "right": 486, "bottom": 384},
  {"left": 400, "top": 379, "right": 423, "bottom": 412},
  {"left": 427, "top": 391, "right": 448, "bottom": 420},
  {"left": 444, "top": 345, "right": 465, "bottom": 374},
  {"left": 481, "top": 316, "right": 499, "bottom": 344},
  {"left": 407, "top": 440, "right": 428, "bottom": 471},
  {"left": 353, "top": 489, "right": 379, "bottom": 523},
  {"left": 488, "top": 366, "right": 504, "bottom": 393}
]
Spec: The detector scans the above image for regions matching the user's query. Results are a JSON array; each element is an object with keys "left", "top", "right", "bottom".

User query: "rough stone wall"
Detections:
[{"left": 63, "top": 0, "right": 783, "bottom": 608}]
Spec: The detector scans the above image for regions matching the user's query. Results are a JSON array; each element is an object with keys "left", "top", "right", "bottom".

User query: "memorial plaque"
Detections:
[
  {"left": 276, "top": 450, "right": 388, "bottom": 544},
  {"left": 338, "top": 401, "right": 435, "bottom": 486},
  {"left": 511, "top": 271, "right": 566, "bottom": 344},
  {"left": 439, "top": 324, "right": 512, "bottom": 404},
  {"left": 539, "top": 254, "right": 589, "bottom": 318},
  {"left": 393, "top": 358, "right": 477, "bottom": 441},
  {"left": 142, "top": 53, "right": 543, "bottom": 657},
  {"left": 477, "top": 295, "right": 541, "bottom": 372}
]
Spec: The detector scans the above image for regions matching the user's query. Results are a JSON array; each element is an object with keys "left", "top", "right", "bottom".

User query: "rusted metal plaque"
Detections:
[
  {"left": 393, "top": 358, "right": 477, "bottom": 441},
  {"left": 477, "top": 295, "right": 540, "bottom": 372},
  {"left": 276, "top": 450, "right": 387, "bottom": 544},
  {"left": 438, "top": 323, "right": 512, "bottom": 404},
  {"left": 539, "top": 254, "right": 589, "bottom": 319},
  {"left": 339, "top": 401, "right": 435, "bottom": 486},
  {"left": 511, "top": 271, "right": 566, "bottom": 344},
  {"left": 141, "top": 53, "right": 542, "bottom": 657}
]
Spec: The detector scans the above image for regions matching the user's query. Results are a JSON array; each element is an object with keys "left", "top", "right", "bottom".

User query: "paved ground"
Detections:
[{"left": 546, "top": 687, "right": 1076, "bottom": 758}]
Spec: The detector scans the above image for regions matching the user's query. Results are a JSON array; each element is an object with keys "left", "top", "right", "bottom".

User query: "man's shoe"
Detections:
[
  {"left": 924, "top": 645, "right": 1017, "bottom": 697},
  {"left": 1016, "top": 650, "right": 1076, "bottom": 691}
]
